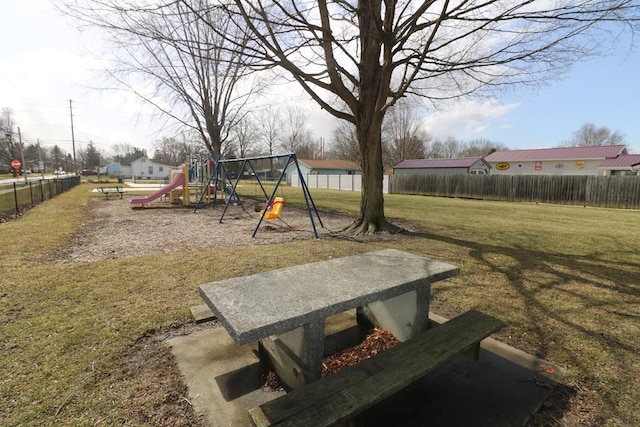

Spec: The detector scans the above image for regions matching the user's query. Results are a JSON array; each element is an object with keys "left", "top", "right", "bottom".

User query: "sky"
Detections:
[{"left": 1, "top": 0, "right": 639, "bottom": 159}]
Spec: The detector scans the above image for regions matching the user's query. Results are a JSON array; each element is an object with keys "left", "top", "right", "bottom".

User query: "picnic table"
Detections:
[
  {"left": 97, "top": 186, "right": 124, "bottom": 199},
  {"left": 198, "top": 249, "right": 503, "bottom": 426}
]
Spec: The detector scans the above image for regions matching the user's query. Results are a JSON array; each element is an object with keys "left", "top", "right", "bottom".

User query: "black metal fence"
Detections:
[
  {"left": 0, "top": 176, "right": 82, "bottom": 218},
  {"left": 390, "top": 174, "right": 640, "bottom": 209}
]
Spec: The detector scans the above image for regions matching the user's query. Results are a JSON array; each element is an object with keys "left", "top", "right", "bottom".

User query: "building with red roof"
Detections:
[
  {"left": 393, "top": 157, "right": 491, "bottom": 175},
  {"left": 484, "top": 145, "right": 627, "bottom": 175},
  {"left": 599, "top": 154, "right": 640, "bottom": 176}
]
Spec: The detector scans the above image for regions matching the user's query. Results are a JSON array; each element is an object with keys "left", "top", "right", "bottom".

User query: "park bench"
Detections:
[
  {"left": 97, "top": 186, "right": 124, "bottom": 200},
  {"left": 249, "top": 309, "right": 504, "bottom": 427}
]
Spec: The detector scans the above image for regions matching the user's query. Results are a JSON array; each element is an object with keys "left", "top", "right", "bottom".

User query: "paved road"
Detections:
[
  {"left": 0, "top": 174, "right": 59, "bottom": 186},
  {"left": 0, "top": 175, "right": 72, "bottom": 197}
]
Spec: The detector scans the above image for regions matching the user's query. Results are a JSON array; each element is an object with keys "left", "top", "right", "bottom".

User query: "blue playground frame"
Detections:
[{"left": 193, "top": 153, "right": 324, "bottom": 238}]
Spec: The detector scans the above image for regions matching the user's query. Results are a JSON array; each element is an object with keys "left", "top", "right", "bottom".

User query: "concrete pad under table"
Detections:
[{"left": 169, "top": 313, "right": 564, "bottom": 427}]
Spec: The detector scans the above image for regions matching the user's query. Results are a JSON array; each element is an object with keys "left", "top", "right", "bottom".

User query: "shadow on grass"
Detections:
[{"left": 412, "top": 230, "right": 639, "bottom": 424}]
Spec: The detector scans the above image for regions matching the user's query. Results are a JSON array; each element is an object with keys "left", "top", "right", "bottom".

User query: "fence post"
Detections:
[{"left": 13, "top": 182, "right": 19, "bottom": 217}]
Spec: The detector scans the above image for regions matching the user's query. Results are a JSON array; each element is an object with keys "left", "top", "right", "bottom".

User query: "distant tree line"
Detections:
[
  {"left": 562, "top": 123, "right": 625, "bottom": 147},
  {"left": 2, "top": 98, "right": 629, "bottom": 176}
]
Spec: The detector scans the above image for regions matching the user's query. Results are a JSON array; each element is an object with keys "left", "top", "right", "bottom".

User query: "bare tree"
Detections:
[
  {"left": 111, "top": 143, "right": 147, "bottom": 163},
  {"left": 427, "top": 137, "right": 462, "bottom": 159},
  {"left": 256, "top": 107, "right": 284, "bottom": 157},
  {"left": 57, "top": 0, "right": 259, "bottom": 160},
  {"left": 563, "top": 123, "right": 626, "bottom": 147},
  {"left": 331, "top": 105, "right": 429, "bottom": 168},
  {"left": 383, "top": 102, "right": 429, "bottom": 168},
  {"left": 423, "top": 137, "right": 508, "bottom": 158},
  {"left": 460, "top": 139, "right": 508, "bottom": 157},
  {"left": 152, "top": 135, "right": 202, "bottom": 166},
  {"left": 196, "top": 0, "right": 640, "bottom": 234},
  {"left": 0, "top": 108, "right": 19, "bottom": 166},
  {"left": 281, "top": 104, "right": 315, "bottom": 157},
  {"left": 329, "top": 121, "right": 360, "bottom": 164},
  {"left": 231, "top": 115, "right": 258, "bottom": 158}
]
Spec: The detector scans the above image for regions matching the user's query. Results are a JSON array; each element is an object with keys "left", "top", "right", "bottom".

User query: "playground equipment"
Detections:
[
  {"left": 260, "top": 197, "right": 285, "bottom": 220},
  {"left": 130, "top": 154, "right": 214, "bottom": 207},
  {"left": 130, "top": 172, "right": 185, "bottom": 205},
  {"left": 194, "top": 153, "right": 323, "bottom": 238},
  {"left": 183, "top": 154, "right": 214, "bottom": 205}
]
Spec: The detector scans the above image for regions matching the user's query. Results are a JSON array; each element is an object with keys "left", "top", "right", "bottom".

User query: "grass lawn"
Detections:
[{"left": 1, "top": 184, "right": 639, "bottom": 426}]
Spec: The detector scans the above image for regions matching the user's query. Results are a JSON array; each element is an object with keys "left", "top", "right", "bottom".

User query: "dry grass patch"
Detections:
[{"left": 1, "top": 184, "right": 639, "bottom": 426}]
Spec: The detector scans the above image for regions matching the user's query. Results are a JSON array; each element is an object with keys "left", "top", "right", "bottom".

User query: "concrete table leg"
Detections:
[
  {"left": 258, "top": 319, "right": 325, "bottom": 390},
  {"left": 359, "top": 284, "right": 431, "bottom": 342}
]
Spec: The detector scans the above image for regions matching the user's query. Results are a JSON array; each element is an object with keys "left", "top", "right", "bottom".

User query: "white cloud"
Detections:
[
  {"left": 421, "top": 99, "right": 520, "bottom": 141},
  {"left": 0, "top": 0, "right": 165, "bottom": 156},
  {"left": 0, "top": 43, "right": 162, "bottom": 155}
]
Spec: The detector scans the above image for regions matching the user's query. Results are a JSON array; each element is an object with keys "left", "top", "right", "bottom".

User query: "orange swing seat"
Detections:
[{"left": 260, "top": 197, "right": 285, "bottom": 220}]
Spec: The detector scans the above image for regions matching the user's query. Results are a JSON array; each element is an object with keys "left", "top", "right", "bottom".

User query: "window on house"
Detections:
[
  {"left": 148, "top": 166, "right": 153, "bottom": 175},
  {"left": 159, "top": 166, "right": 164, "bottom": 172}
]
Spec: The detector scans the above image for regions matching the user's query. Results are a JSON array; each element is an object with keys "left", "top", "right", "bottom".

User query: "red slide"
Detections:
[{"left": 130, "top": 172, "right": 185, "bottom": 205}]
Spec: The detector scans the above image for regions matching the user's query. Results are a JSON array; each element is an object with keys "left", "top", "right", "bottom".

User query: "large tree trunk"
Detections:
[
  {"left": 342, "top": 0, "right": 400, "bottom": 235},
  {"left": 343, "top": 115, "right": 399, "bottom": 235}
]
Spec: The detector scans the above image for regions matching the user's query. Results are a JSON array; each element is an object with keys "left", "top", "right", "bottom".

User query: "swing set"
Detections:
[{"left": 193, "top": 153, "right": 324, "bottom": 238}]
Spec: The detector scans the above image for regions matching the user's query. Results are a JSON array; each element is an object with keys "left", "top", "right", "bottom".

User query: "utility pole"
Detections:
[
  {"left": 37, "top": 138, "right": 44, "bottom": 179},
  {"left": 17, "top": 127, "right": 27, "bottom": 183},
  {"left": 69, "top": 99, "right": 78, "bottom": 176},
  {"left": 6, "top": 129, "right": 16, "bottom": 180}
]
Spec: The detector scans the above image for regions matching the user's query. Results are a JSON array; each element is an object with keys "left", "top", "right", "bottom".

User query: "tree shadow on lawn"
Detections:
[{"left": 413, "top": 230, "right": 640, "bottom": 425}]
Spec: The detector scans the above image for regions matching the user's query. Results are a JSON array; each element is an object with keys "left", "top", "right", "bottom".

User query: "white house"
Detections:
[
  {"left": 130, "top": 157, "right": 175, "bottom": 180},
  {"left": 484, "top": 145, "right": 627, "bottom": 176},
  {"left": 101, "top": 161, "right": 132, "bottom": 177}
]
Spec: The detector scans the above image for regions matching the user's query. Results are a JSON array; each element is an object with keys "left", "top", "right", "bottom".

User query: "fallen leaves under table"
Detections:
[{"left": 265, "top": 328, "right": 399, "bottom": 391}]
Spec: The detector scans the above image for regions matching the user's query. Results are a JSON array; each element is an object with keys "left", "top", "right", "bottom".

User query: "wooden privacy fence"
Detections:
[{"left": 390, "top": 174, "right": 640, "bottom": 209}]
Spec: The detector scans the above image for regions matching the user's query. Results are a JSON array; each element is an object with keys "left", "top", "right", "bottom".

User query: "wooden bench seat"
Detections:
[{"left": 249, "top": 310, "right": 504, "bottom": 427}]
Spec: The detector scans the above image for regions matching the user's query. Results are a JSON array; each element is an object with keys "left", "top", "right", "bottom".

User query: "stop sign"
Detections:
[{"left": 11, "top": 160, "right": 21, "bottom": 169}]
